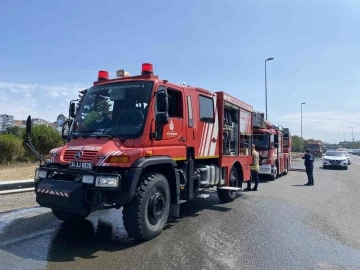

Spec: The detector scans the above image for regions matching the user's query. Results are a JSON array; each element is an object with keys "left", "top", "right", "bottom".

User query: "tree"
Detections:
[
  {"left": 6, "top": 126, "right": 25, "bottom": 138},
  {"left": 291, "top": 135, "right": 305, "bottom": 152},
  {"left": 23, "top": 124, "right": 64, "bottom": 159},
  {"left": 0, "top": 134, "right": 25, "bottom": 164}
]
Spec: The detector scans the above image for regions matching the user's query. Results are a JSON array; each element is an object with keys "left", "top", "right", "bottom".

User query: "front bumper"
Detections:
[
  {"left": 323, "top": 159, "right": 348, "bottom": 168},
  {"left": 34, "top": 166, "right": 142, "bottom": 215},
  {"left": 258, "top": 164, "right": 273, "bottom": 175},
  {"left": 36, "top": 179, "right": 89, "bottom": 215}
]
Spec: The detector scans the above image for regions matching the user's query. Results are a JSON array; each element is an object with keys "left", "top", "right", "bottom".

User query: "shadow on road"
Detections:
[
  {"left": 47, "top": 220, "right": 136, "bottom": 262},
  {"left": 0, "top": 192, "right": 238, "bottom": 263}
]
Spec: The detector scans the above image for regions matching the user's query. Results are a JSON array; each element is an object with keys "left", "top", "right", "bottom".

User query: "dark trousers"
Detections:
[
  {"left": 248, "top": 170, "right": 259, "bottom": 189},
  {"left": 305, "top": 167, "right": 314, "bottom": 185}
]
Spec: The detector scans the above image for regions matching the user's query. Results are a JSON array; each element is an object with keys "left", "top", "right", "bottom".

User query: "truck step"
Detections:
[
  {"left": 217, "top": 186, "right": 243, "bottom": 191},
  {"left": 197, "top": 194, "right": 210, "bottom": 199}
]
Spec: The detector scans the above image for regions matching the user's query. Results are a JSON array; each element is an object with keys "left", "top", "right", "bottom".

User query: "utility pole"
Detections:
[
  {"left": 265, "top": 57, "right": 274, "bottom": 120},
  {"left": 301, "top": 102, "right": 306, "bottom": 139}
]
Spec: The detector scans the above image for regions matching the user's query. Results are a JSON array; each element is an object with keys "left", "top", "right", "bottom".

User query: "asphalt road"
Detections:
[{"left": 1, "top": 156, "right": 360, "bottom": 270}]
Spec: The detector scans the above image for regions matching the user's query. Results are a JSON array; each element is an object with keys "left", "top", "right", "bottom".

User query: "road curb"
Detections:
[{"left": 0, "top": 179, "right": 34, "bottom": 192}]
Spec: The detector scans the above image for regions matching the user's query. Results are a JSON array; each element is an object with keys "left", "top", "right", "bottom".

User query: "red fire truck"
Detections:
[
  {"left": 305, "top": 141, "right": 322, "bottom": 158},
  {"left": 252, "top": 111, "right": 292, "bottom": 180},
  {"left": 25, "top": 63, "right": 255, "bottom": 241}
]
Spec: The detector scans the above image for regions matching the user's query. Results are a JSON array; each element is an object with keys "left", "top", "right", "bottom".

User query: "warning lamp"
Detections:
[
  {"left": 141, "top": 63, "right": 153, "bottom": 75},
  {"left": 116, "top": 70, "right": 131, "bottom": 78},
  {"left": 98, "top": 70, "right": 109, "bottom": 81}
]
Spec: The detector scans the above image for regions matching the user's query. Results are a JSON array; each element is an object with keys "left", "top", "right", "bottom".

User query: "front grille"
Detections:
[
  {"left": 63, "top": 150, "right": 97, "bottom": 162},
  {"left": 329, "top": 160, "right": 341, "bottom": 165}
]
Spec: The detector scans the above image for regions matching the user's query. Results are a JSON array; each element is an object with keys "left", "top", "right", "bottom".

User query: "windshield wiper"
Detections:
[{"left": 90, "top": 133, "right": 126, "bottom": 142}]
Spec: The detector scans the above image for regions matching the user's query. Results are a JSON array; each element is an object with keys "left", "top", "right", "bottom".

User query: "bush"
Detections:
[
  {"left": 23, "top": 124, "right": 64, "bottom": 158},
  {"left": 0, "top": 134, "right": 25, "bottom": 164},
  {"left": 6, "top": 126, "right": 25, "bottom": 138}
]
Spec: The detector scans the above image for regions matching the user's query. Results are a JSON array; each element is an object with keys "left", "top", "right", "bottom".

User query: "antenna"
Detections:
[
  {"left": 169, "top": 58, "right": 172, "bottom": 79},
  {"left": 154, "top": 64, "right": 158, "bottom": 74}
]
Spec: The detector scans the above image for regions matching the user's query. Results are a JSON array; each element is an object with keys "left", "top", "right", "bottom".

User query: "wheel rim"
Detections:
[
  {"left": 147, "top": 190, "right": 166, "bottom": 226},
  {"left": 229, "top": 169, "right": 238, "bottom": 196}
]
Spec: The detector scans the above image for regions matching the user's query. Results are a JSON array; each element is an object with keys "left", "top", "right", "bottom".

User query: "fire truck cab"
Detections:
[
  {"left": 305, "top": 141, "right": 322, "bottom": 158},
  {"left": 252, "top": 111, "right": 291, "bottom": 180},
  {"left": 25, "top": 63, "right": 254, "bottom": 241}
]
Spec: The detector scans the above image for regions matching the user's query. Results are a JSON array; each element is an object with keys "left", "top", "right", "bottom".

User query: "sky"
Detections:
[{"left": 0, "top": 0, "right": 359, "bottom": 143}]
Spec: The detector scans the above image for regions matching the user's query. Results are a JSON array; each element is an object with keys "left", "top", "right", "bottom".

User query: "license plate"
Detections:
[{"left": 69, "top": 161, "right": 93, "bottom": 170}]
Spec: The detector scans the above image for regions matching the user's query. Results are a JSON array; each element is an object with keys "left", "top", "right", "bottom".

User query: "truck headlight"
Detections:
[
  {"left": 82, "top": 175, "right": 94, "bottom": 184},
  {"left": 34, "top": 168, "right": 39, "bottom": 180},
  {"left": 38, "top": 170, "right": 47, "bottom": 179},
  {"left": 95, "top": 176, "right": 119, "bottom": 187}
]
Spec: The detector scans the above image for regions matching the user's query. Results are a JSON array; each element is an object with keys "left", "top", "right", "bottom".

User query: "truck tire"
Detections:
[
  {"left": 270, "top": 164, "right": 277, "bottom": 181},
  {"left": 123, "top": 172, "right": 170, "bottom": 241},
  {"left": 283, "top": 160, "right": 289, "bottom": 175},
  {"left": 217, "top": 167, "right": 239, "bottom": 203},
  {"left": 52, "top": 210, "right": 88, "bottom": 223}
]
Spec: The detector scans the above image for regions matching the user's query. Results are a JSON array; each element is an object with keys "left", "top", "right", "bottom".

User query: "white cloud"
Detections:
[
  {"left": 0, "top": 81, "right": 88, "bottom": 122},
  {"left": 279, "top": 111, "right": 360, "bottom": 142}
]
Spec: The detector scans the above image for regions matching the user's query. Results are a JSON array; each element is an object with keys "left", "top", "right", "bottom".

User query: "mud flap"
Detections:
[{"left": 36, "top": 179, "right": 89, "bottom": 216}]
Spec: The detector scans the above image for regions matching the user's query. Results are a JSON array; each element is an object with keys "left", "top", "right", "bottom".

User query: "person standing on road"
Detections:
[
  {"left": 245, "top": 144, "right": 260, "bottom": 191},
  {"left": 302, "top": 149, "right": 314, "bottom": 186}
]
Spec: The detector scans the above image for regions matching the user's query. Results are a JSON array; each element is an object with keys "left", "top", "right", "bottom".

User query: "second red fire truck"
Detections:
[{"left": 252, "top": 111, "right": 292, "bottom": 180}]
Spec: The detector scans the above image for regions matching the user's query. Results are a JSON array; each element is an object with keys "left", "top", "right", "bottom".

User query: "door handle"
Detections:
[{"left": 179, "top": 137, "right": 186, "bottom": 142}]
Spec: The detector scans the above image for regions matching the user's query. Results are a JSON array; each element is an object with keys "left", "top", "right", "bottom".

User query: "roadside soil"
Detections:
[{"left": 0, "top": 162, "right": 38, "bottom": 181}]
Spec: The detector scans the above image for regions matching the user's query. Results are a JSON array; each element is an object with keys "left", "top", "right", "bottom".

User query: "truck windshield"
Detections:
[
  {"left": 307, "top": 144, "right": 320, "bottom": 150},
  {"left": 253, "top": 133, "right": 270, "bottom": 150},
  {"left": 73, "top": 81, "right": 153, "bottom": 139},
  {"left": 326, "top": 151, "right": 346, "bottom": 157}
]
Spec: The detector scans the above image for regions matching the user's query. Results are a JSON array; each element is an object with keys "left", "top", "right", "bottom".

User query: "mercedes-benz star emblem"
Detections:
[{"left": 74, "top": 151, "right": 83, "bottom": 159}]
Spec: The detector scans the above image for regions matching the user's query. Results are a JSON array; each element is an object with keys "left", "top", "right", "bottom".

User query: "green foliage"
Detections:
[
  {"left": 291, "top": 135, "right": 305, "bottom": 152},
  {"left": 6, "top": 126, "right": 25, "bottom": 138},
  {"left": 24, "top": 124, "right": 64, "bottom": 157},
  {"left": 0, "top": 124, "right": 63, "bottom": 164},
  {"left": 0, "top": 134, "right": 25, "bottom": 163}
]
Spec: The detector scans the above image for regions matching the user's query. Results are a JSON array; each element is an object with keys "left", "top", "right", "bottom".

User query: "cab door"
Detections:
[
  {"left": 151, "top": 85, "right": 187, "bottom": 159},
  {"left": 196, "top": 93, "right": 218, "bottom": 158}
]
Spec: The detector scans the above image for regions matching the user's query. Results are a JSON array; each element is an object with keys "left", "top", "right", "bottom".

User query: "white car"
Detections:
[{"left": 323, "top": 151, "right": 348, "bottom": 170}]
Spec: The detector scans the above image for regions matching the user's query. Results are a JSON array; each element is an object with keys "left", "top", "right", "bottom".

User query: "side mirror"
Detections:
[
  {"left": 156, "top": 112, "right": 169, "bottom": 126},
  {"left": 26, "top": 115, "right": 32, "bottom": 135},
  {"left": 57, "top": 114, "right": 66, "bottom": 127},
  {"left": 156, "top": 87, "right": 169, "bottom": 112},
  {"left": 69, "top": 102, "right": 76, "bottom": 118}
]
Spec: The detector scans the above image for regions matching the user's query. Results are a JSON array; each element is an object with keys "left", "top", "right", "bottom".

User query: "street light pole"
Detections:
[
  {"left": 350, "top": 126, "right": 354, "bottom": 142},
  {"left": 265, "top": 57, "right": 274, "bottom": 120},
  {"left": 301, "top": 102, "right": 306, "bottom": 139}
]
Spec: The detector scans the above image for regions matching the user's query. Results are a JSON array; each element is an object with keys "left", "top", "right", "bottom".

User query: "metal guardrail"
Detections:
[{"left": 0, "top": 179, "right": 35, "bottom": 192}]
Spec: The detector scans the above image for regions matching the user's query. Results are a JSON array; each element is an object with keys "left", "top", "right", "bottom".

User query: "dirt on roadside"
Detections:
[{"left": 0, "top": 162, "right": 38, "bottom": 181}]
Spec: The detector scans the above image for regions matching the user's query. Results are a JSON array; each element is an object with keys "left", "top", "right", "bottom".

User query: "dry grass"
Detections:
[{"left": 0, "top": 162, "right": 38, "bottom": 181}]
